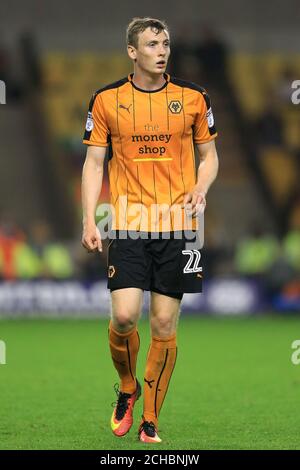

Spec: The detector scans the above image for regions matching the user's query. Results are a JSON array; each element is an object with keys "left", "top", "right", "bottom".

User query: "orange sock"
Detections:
[
  {"left": 143, "top": 334, "right": 177, "bottom": 427},
  {"left": 109, "top": 321, "right": 140, "bottom": 394}
]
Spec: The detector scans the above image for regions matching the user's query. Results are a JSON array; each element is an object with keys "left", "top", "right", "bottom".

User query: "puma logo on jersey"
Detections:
[{"left": 119, "top": 103, "right": 132, "bottom": 113}]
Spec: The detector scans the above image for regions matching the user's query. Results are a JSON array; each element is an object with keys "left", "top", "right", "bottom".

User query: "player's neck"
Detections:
[{"left": 131, "top": 70, "right": 166, "bottom": 91}]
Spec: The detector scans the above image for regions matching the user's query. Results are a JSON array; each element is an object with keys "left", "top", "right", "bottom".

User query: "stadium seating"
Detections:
[
  {"left": 229, "top": 53, "right": 300, "bottom": 219},
  {"left": 41, "top": 52, "right": 131, "bottom": 215},
  {"left": 259, "top": 147, "right": 298, "bottom": 207}
]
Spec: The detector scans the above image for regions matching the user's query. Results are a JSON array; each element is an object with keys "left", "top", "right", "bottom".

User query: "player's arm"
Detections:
[
  {"left": 81, "top": 145, "right": 106, "bottom": 252},
  {"left": 184, "top": 140, "right": 219, "bottom": 216}
]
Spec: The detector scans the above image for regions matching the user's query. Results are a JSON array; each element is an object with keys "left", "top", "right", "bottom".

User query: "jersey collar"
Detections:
[{"left": 128, "top": 73, "right": 170, "bottom": 93}]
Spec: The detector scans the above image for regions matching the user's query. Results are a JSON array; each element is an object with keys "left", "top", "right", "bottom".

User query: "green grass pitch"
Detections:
[{"left": 0, "top": 315, "right": 300, "bottom": 450}]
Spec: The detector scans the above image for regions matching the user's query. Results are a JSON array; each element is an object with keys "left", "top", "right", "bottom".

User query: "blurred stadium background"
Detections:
[{"left": 1, "top": 0, "right": 300, "bottom": 450}]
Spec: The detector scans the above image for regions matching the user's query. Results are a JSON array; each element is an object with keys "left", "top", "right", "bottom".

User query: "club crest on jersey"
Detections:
[
  {"left": 168, "top": 100, "right": 182, "bottom": 114},
  {"left": 85, "top": 111, "right": 94, "bottom": 132}
]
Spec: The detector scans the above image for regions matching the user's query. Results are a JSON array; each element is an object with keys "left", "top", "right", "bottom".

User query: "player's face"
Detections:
[{"left": 129, "top": 27, "right": 170, "bottom": 75}]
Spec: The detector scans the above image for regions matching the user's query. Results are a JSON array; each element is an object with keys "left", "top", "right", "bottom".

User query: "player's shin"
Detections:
[
  {"left": 109, "top": 321, "right": 140, "bottom": 393},
  {"left": 143, "top": 334, "right": 177, "bottom": 427}
]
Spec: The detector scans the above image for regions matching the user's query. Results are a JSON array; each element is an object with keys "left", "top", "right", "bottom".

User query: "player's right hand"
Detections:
[{"left": 82, "top": 224, "right": 102, "bottom": 253}]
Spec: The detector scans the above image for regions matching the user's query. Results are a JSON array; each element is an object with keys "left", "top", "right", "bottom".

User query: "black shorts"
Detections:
[{"left": 107, "top": 231, "right": 203, "bottom": 300}]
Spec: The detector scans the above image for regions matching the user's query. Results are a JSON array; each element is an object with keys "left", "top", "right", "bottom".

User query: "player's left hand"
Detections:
[{"left": 183, "top": 189, "right": 206, "bottom": 217}]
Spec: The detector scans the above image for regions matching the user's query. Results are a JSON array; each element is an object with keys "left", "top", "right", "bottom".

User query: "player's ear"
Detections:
[{"left": 127, "top": 45, "right": 137, "bottom": 61}]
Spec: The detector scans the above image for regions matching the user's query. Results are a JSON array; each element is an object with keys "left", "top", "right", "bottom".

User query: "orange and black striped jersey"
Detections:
[{"left": 83, "top": 73, "right": 217, "bottom": 231}]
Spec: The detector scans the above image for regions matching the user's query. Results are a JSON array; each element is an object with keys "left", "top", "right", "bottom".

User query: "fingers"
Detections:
[
  {"left": 82, "top": 230, "right": 102, "bottom": 253},
  {"left": 184, "top": 191, "right": 206, "bottom": 217},
  {"left": 81, "top": 237, "right": 97, "bottom": 252},
  {"left": 182, "top": 192, "right": 193, "bottom": 216},
  {"left": 194, "top": 199, "right": 206, "bottom": 216},
  {"left": 95, "top": 227, "right": 103, "bottom": 252},
  {"left": 191, "top": 192, "right": 200, "bottom": 208},
  {"left": 183, "top": 192, "right": 192, "bottom": 206},
  {"left": 191, "top": 195, "right": 206, "bottom": 216}
]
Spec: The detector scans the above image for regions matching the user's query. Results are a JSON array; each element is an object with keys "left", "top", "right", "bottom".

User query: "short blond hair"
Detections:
[{"left": 126, "top": 17, "right": 169, "bottom": 48}]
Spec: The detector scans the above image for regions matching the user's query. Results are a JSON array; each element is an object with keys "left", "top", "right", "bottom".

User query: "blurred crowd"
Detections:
[
  {"left": 1, "top": 217, "right": 300, "bottom": 302},
  {"left": 233, "top": 225, "right": 300, "bottom": 296},
  {"left": 202, "top": 218, "right": 300, "bottom": 298},
  {"left": 0, "top": 218, "right": 107, "bottom": 282}
]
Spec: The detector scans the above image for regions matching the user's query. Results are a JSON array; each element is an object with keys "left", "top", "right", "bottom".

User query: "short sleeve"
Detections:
[
  {"left": 193, "top": 90, "right": 217, "bottom": 144},
  {"left": 82, "top": 92, "right": 110, "bottom": 146}
]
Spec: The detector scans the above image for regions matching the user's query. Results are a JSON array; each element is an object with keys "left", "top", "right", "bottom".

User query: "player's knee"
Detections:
[
  {"left": 112, "top": 310, "right": 136, "bottom": 331},
  {"left": 151, "top": 314, "right": 174, "bottom": 336}
]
